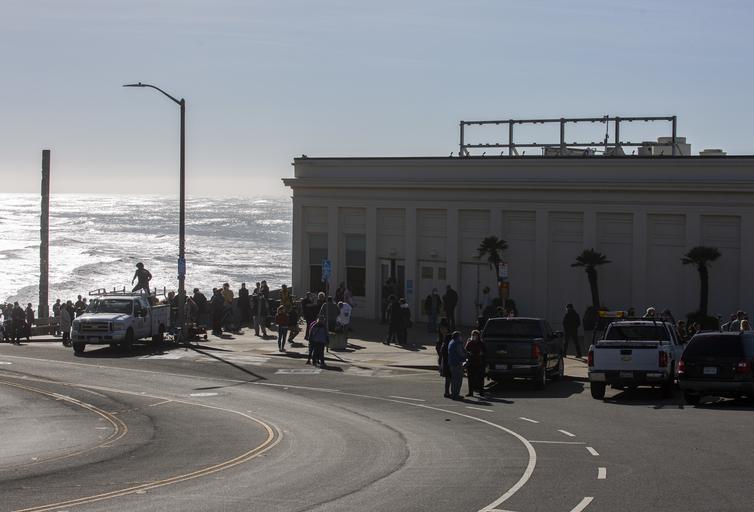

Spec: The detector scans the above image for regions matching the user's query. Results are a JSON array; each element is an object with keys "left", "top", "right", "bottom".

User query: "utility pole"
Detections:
[{"left": 39, "top": 149, "right": 50, "bottom": 319}]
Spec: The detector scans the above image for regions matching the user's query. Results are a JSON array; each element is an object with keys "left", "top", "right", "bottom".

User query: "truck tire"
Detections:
[
  {"left": 590, "top": 382, "right": 606, "bottom": 400},
  {"left": 124, "top": 329, "right": 135, "bottom": 351},
  {"left": 73, "top": 343, "right": 86, "bottom": 355},
  {"left": 684, "top": 391, "right": 701, "bottom": 406},
  {"left": 152, "top": 325, "right": 165, "bottom": 343},
  {"left": 534, "top": 364, "right": 547, "bottom": 390}
]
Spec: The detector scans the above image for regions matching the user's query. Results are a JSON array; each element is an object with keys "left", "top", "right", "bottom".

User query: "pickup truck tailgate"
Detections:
[
  {"left": 485, "top": 338, "right": 538, "bottom": 360},
  {"left": 593, "top": 341, "right": 661, "bottom": 371}
]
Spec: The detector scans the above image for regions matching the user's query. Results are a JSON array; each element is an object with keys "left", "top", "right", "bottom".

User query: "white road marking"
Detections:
[
  {"left": 388, "top": 395, "right": 426, "bottom": 402},
  {"left": 189, "top": 392, "right": 218, "bottom": 397},
  {"left": 569, "top": 497, "right": 594, "bottom": 512},
  {"left": 557, "top": 429, "right": 576, "bottom": 437},
  {"left": 0, "top": 361, "right": 12, "bottom": 365},
  {"left": 275, "top": 368, "right": 321, "bottom": 375},
  {"left": 586, "top": 446, "right": 599, "bottom": 456},
  {"left": 527, "top": 440, "right": 585, "bottom": 445},
  {"left": 147, "top": 399, "right": 173, "bottom": 407},
  {"left": 466, "top": 406, "right": 494, "bottom": 413},
  {"left": 598, "top": 467, "right": 607, "bottom": 480},
  {"left": 518, "top": 417, "right": 539, "bottom": 424}
]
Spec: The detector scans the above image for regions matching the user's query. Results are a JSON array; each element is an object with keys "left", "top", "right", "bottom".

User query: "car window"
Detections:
[
  {"left": 604, "top": 325, "right": 670, "bottom": 341},
  {"left": 484, "top": 320, "right": 543, "bottom": 338},
  {"left": 87, "top": 299, "right": 133, "bottom": 315},
  {"left": 684, "top": 335, "right": 743, "bottom": 358}
]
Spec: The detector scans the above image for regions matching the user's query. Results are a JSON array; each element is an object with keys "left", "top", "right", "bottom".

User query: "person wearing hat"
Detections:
[
  {"left": 131, "top": 262, "right": 152, "bottom": 294},
  {"left": 562, "top": 303, "right": 582, "bottom": 358}
]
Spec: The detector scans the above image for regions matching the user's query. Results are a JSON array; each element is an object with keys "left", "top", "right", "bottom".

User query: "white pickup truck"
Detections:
[
  {"left": 588, "top": 319, "right": 683, "bottom": 400},
  {"left": 70, "top": 294, "right": 170, "bottom": 355}
]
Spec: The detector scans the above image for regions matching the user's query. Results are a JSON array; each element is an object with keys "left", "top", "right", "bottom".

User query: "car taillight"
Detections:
[
  {"left": 678, "top": 359, "right": 686, "bottom": 375},
  {"left": 659, "top": 351, "right": 669, "bottom": 368},
  {"left": 736, "top": 360, "right": 752, "bottom": 374},
  {"left": 587, "top": 349, "right": 594, "bottom": 368},
  {"left": 532, "top": 344, "right": 541, "bottom": 360}
]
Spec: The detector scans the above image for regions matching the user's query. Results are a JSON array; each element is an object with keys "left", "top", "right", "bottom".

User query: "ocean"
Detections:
[{"left": 0, "top": 194, "right": 292, "bottom": 307}]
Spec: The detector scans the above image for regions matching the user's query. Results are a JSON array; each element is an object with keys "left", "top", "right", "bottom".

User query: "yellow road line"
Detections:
[
  {"left": 0, "top": 380, "right": 127, "bottom": 472},
  {"left": 0, "top": 375, "right": 280, "bottom": 512}
]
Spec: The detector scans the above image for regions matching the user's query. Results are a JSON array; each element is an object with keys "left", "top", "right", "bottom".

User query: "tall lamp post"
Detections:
[{"left": 123, "top": 82, "right": 186, "bottom": 341}]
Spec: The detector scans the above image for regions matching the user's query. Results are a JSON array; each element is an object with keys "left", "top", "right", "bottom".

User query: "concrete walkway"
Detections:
[{"left": 19, "top": 317, "right": 589, "bottom": 380}]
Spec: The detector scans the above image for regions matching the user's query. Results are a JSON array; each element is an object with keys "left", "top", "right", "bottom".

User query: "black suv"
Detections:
[
  {"left": 482, "top": 317, "right": 564, "bottom": 389},
  {"left": 678, "top": 331, "right": 754, "bottom": 405}
]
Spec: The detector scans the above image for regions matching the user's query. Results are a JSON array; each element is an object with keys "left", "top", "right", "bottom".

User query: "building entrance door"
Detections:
[
  {"left": 379, "top": 259, "right": 405, "bottom": 321},
  {"left": 417, "top": 261, "right": 447, "bottom": 321}
]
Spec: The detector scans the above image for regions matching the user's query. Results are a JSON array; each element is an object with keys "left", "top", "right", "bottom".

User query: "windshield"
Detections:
[
  {"left": 484, "top": 320, "right": 543, "bottom": 338},
  {"left": 604, "top": 325, "right": 669, "bottom": 341},
  {"left": 86, "top": 299, "right": 133, "bottom": 315}
]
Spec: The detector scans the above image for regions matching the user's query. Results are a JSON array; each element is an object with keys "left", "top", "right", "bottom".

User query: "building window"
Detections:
[
  {"left": 421, "top": 266, "right": 433, "bottom": 279},
  {"left": 309, "top": 234, "right": 328, "bottom": 294},
  {"left": 345, "top": 235, "right": 366, "bottom": 297}
]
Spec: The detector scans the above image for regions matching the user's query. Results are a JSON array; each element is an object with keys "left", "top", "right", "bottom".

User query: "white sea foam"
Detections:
[{"left": 0, "top": 194, "right": 291, "bottom": 306}]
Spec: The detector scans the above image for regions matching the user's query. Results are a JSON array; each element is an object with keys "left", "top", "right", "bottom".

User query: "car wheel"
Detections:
[
  {"left": 534, "top": 364, "right": 547, "bottom": 390},
  {"left": 684, "top": 391, "right": 701, "bottom": 406},
  {"left": 590, "top": 382, "right": 606, "bottom": 400},
  {"left": 73, "top": 343, "right": 85, "bottom": 355},
  {"left": 551, "top": 355, "right": 565, "bottom": 381}
]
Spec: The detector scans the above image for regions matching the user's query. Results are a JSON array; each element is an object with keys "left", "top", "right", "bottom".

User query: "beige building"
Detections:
[{"left": 283, "top": 155, "right": 754, "bottom": 328}]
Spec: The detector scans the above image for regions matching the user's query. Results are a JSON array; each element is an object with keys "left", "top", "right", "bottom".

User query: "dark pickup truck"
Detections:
[{"left": 482, "top": 317, "right": 565, "bottom": 389}]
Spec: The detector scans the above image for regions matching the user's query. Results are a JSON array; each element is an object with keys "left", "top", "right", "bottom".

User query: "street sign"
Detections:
[
  {"left": 322, "top": 259, "right": 332, "bottom": 282},
  {"left": 499, "top": 262, "right": 509, "bottom": 279},
  {"left": 178, "top": 256, "right": 186, "bottom": 279}
]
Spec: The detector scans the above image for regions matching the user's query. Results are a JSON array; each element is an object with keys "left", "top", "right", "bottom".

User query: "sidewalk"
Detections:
[{"left": 19, "top": 318, "right": 589, "bottom": 380}]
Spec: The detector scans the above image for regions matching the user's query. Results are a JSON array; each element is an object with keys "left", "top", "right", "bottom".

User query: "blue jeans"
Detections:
[
  {"left": 277, "top": 327, "right": 288, "bottom": 350},
  {"left": 450, "top": 365, "right": 464, "bottom": 398}
]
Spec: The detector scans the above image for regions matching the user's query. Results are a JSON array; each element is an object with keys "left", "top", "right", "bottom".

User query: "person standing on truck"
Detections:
[
  {"left": 563, "top": 303, "right": 582, "bottom": 358},
  {"left": 132, "top": 262, "right": 152, "bottom": 294}
]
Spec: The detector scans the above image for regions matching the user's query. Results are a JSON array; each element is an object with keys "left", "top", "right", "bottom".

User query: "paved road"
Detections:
[{"left": 1, "top": 341, "right": 753, "bottom": 511}]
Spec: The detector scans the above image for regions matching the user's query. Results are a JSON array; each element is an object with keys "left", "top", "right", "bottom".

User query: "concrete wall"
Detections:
[{"left": 285, "top": 156, "right": 754, "bottom": 328}]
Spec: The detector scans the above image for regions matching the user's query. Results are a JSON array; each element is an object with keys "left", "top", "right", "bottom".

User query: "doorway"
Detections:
[{"left": 417, "top": 261, "right": 447, "bottom": 320}]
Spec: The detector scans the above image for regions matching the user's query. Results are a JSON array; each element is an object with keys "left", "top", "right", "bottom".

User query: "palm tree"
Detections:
[
  {"left": 571, "top": 249, "right": 611, "bottom": 310},
  {"left": 477, "top": 236, "right": 509, "bottom": 301},
  {"left": 682, "top": 246, "right": 721, "bottom": 316}
]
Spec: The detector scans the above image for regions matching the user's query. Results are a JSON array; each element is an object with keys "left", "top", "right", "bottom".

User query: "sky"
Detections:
[{"left": 2, "top": 0, "right": 753, "bottom": 197}]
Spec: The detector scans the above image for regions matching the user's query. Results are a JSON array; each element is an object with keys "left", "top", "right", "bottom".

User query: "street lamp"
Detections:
[{"left": 123, "top": 82, "right": 187, "bottom": 342}]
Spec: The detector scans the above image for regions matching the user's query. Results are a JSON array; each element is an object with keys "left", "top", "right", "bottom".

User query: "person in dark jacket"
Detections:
[
  {"left": 238, "top": 283, "right": 250, "bottom": 327},
  {"left": 192, "top": 288, "right": 208, "bottom": 327},
  {"left": 275, "top": 305, "right": 288, "bottom": 352},
  {"left": 435, "top": 318, "right": 452, "bottom": 397},
  {"left": 447, "top": 331, "right": 466, "bottom": 399},
  {"left": 562, "top": 303, "right": 582, "bottom": 358},
  {"left": 424, "top": 289, "right": 442, "bottom": 333},
  {"left": 24, "top": 303, "right": 35, "bottom": 341},
  {"left": 442, "top": 285, "right": 459, "bottom": 331},
  {"left": 464, "top": 329, "right": 485, "bottom": 397},
  {"left": 301, "top": 292, "right": 318, "bottom": 340},
  {"left": 385, "top": 295, "right": 403, "bottom": 345},
  {"left": 308, "top": 316, "right": 329, "bottom": 367},
  {"left": 210, "top": 288, "right": 224, "bottom": 336},
  {"left": 398, "top": 298, "right": 411, "bottom": 346}
]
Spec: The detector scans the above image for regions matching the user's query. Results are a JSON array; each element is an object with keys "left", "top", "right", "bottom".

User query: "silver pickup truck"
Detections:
[
  {"left": 588, "top": 319, "right": 683, "bottom": 399},
  {"left": 70, "top": 294, "right": 170, "bottom": 355}
]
